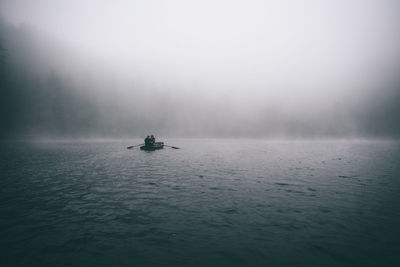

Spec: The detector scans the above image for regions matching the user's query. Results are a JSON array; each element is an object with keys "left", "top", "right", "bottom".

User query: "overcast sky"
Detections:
[{"left": 1, "top": 0, "right": 400, "bottom": 137}]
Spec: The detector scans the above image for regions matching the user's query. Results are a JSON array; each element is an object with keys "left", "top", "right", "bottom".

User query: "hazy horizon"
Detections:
[{"left": 1, "top": 0, "right": 400, "bottom": 139}]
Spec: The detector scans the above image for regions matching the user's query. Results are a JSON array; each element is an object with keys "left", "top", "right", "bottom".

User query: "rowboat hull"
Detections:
[{"left": 140, "top": 142, "right": 164, "bottom": 151}]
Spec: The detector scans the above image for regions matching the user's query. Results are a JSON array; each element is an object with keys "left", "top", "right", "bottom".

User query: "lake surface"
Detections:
[{"left": 1, "top": 139, "right": 399, "bottom": 266}]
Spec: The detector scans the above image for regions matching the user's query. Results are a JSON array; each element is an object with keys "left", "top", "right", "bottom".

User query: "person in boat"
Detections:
[
  {"left": 150, "top": 135, "right": 155, "bottom": 145},
  {"left": 144, "top": 135, "right": 151, "bottom": 146}
]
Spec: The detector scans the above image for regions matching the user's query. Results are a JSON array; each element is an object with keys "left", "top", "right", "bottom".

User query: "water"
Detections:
[{"left": 1, "top": 139, "right": 400, "bottom": 266}]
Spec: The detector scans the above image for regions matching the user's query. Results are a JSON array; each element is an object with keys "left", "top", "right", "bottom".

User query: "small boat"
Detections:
[{"left": 140, "top": 142, "right": 164, "bottom": 151}]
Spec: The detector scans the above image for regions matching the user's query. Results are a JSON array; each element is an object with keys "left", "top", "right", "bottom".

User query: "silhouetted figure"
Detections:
[
  {"left": 150, "top": 135, "right": 155, "bottom": 145},
  {"left": 144, "top": 135, "right": 151, "bottom": 146}
]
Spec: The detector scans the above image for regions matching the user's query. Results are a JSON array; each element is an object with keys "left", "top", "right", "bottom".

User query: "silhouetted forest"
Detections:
[
  {"left": 0, "top": 19, "right": 399, "bottom": 139},
  {"left": 0, "top": 20, "right": 158, "bottom": 138},
  {"left": 0, "top": 21, "right": 99, "bottom": 137}
]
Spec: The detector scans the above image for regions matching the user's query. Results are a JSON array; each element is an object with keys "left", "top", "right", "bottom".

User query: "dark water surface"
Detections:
[{"left": 1, "top": 139, "right": 400, "bottom": 266}]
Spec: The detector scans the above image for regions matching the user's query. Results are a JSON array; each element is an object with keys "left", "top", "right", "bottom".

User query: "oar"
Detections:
[
  {"left": 164, "top": 145, "right": 180, "bottom": 149},
  {"left": 127, "top": 143, "right": 144, "bottom": 149}
]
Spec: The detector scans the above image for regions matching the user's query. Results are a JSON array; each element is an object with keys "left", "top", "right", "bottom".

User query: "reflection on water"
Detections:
[{"left": 0, "top": 139, "right": 399, "bottom": 266}]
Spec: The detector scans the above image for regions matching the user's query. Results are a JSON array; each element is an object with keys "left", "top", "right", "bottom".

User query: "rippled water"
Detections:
[{"left": 1, "top": 139, "right": 400, "bottom": 266}]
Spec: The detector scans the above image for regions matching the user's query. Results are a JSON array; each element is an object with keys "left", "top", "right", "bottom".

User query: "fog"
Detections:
[{"left": 1, "top": 0, "right": 400, "bottom": 138}]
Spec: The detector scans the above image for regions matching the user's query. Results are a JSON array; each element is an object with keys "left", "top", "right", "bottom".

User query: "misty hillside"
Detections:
[
  {"left": 0, "top": 21, "right": 101, "bottom": 137},
  {"left": 0, "top": 19, "right": 399, "bottom": 139},
  {"left": 0, "top": 20, "right": 171, "bottom": 138}
]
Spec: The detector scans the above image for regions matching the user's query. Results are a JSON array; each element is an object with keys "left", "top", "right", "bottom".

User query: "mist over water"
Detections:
[
  {"left": 1, "top": 2, "right": 400, "bottom": 266},
  {"left": 0, "top": 0, "right": 400, "bottom": 138}
]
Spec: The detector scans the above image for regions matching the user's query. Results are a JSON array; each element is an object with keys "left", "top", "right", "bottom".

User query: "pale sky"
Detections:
[
  {"left": 1, "top": 0, "right": 400, "bottom": 137},
  {"left": 1, "top": 0, "right": 399, "bottom": 84}
]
